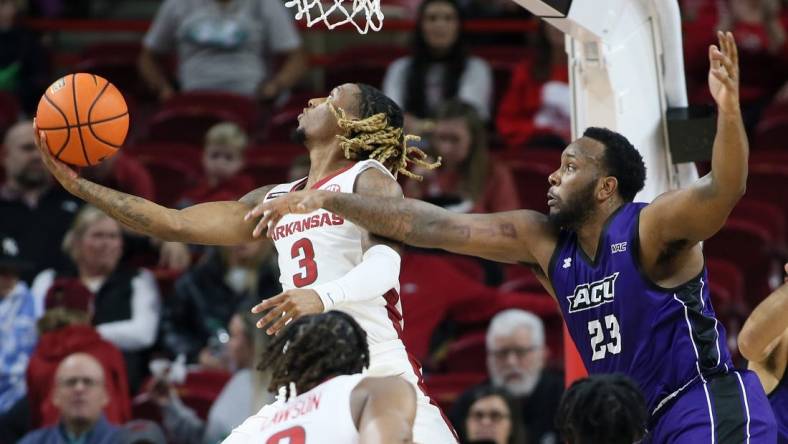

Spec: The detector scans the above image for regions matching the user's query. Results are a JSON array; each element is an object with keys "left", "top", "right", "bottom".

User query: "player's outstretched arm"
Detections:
[
  {"left": 247, "top": 189, "right": 555, "bottom": 265},
  {"left": 641, "top": 32, "right": 747, "bottom": 245},
  {"left": 35, "top": 129, "right": 270, "bottom": 246},
  {"left": 352, "top": 376, "right": 417, "bottom": 444},
  {"left": 738, "top": 264, "right": 788, "bottom": 364}
]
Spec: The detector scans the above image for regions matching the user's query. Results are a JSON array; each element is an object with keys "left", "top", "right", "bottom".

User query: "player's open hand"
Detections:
[
  {"left": 252, "top": 289, "right": 325, "bottom": 335},
  {"left": 244, "top": 190, "right": 329, "bottom": 238},
  {"left": 708, "top": 31, "right": 740, "bottom": 114},
  {"left": 33, "top": 120, "right": 79, "bottom": 188}
]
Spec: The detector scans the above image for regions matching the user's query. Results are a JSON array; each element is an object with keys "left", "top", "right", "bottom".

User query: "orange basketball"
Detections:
[{"left": 35, "top": 73, "right": 129, "bottom": 167}]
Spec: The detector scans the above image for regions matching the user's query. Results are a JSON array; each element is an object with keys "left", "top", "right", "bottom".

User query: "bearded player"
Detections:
[{"left": 248, "top": 33, "right": 777, "bottom": 442}]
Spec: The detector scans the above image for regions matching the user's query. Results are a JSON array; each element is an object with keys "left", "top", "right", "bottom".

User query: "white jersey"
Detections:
[
  {"left": 263, "top": 160, "right": 458, "bottom": 443},
  {"left": 223, "top": 374, "right": 365, "bottom": 444},
  {"left": 264, "top": 160, "right": 402, "bottom": 346}
]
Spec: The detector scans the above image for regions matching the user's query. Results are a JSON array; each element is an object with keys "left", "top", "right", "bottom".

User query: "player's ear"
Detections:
[{"left": 598, "top": 176, "right": 618, "bottom": 201}]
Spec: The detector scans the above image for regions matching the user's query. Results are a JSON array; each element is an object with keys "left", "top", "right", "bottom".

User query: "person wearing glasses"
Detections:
[
  {"left": 19, "top": 352, "right": 119, "bottom": 444},
  {"left": 450, "top": 309, "right": 562, "bottom": 444},
  {"left": 461, "top": 385, "right": 525, "bottom": 444}
]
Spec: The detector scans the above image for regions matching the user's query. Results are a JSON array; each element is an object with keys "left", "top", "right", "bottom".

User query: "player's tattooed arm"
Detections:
[
  {"left": 36, "top": 129, "right": 275, "bottom": 245},
  {"left": 352, "top": 168, "right": 404, "bottom": 254},
  {"left": 248, "top": 186, "right": 557, "bottom": 265}
]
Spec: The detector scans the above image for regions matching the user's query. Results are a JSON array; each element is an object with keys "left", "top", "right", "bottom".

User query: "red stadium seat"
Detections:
[
  {"left": 243, "top": 158, "right": 292, "bottom": 187},
  {"left": 706, "top": 258, "right": 747, "bottom": 342},
  {"left": 324, "top": 45, "right": 408, "bottom": 89},
  {"left": 243, "top": 143, "right": 304, "bottom": 186},
  {"left": 146, "top": 108, "right": 243, "bottom": 145},
  {"left": 749, "top": 149, "right": 788, "bottom": 168},
  {"left": 135, "top": 155, "right": 200, "bottom": 206},
  {"left": 424, "top": 372, "right": 488, "bottom": 414},
  {"left": 443, "top": 331, "right": 488, "bottom": 374},
  {"left": 507, "top": 160, "right": 553, "bottom": 214},
  {"left": 126, "top": 141, "right": 203, "bottom": 171},
  {"left": 754, "top": 114, "right": 788, "bottom": 151},
  {"left": 162, "top": 91, "right": 260, "bottom": 130},
  {"left": 75, "top": 42, "right": 152, "bottom": 100},
  {"left": 704, "top": 219, "right": 776, "bottom": 308},
  {"left": 730, "top": 198, "right": 786, "bottom": 243},
  {"left": 747, "top": 164, "right": 788, "bottom": 226}
]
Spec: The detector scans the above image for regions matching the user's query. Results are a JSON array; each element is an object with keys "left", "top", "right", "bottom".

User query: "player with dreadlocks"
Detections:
[
  {"left": 556, "top": 374, "right": 647, "bottom": 444},
  {"left": 35, "top": 82, "right": 458, "bottom": 442},
  {"left": 223, "top": 311, "right": 417, "bottom": 443}
]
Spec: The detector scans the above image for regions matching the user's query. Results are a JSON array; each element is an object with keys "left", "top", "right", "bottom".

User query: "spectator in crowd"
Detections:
[
  {"left": 404, "top": 100, "right": 520, "bottom": 213},
  {"left": 152, "top": 301, "right": 274, "bottom": 444},
  {"left": 0, "top": 120, "right": 82, "bottom": 283},
  {"left": 685, "top": 0, "right": 788, "bottom": 125},
  {"left": 31, "top": 206, "right": 161, "bottom": 393},
  {"left": 19, "top": 353, "right": 120, "bottom": 444},
  {"left": 451, "top": 309, "right": 563, "bottom": 444},
  {"left": 26, "top": 279, "right": 131, "bottom": 429},
  {"left": 0, "top": 0, "right": 49, "bottom": 115},
  {"left": 177, "top": 122, "right": 254, "bottom": 207},
  {"left": 383, "top": 0, "right": 493, "bottom": 134},
  {"left": 555, "top": 374, "right": 647, "bottom": 444},
  {"left": 399, "top": 254, "right": 558, "bottom": 366},
  {"left": 455, "top": 385, "right": 526, "bottom": 444},
  {"left": 159, "top": 238, "right": 279, "bottom": 364},
  {"left": 138, "top": 0, "right": 308, "bottom": 102},
  {"left": 496, "top": 21, "right": 570, "bottom": 150},
  {"left": 0, "top": 233, "right": 37, "bottom": 414}
]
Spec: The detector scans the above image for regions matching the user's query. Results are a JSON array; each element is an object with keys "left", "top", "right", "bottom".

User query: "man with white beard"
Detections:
[{"left": 449, "top": 309, "right": 564, "bottom": 444}]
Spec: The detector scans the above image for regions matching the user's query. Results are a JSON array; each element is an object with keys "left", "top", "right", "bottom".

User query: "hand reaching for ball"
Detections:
[{"left": 33, "top": 120, "right": 79, "bottom": 191}]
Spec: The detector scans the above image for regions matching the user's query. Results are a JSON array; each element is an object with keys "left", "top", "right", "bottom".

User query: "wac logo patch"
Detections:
[{"left": 567, "top": 273, "right": 619, "bottom": 313}]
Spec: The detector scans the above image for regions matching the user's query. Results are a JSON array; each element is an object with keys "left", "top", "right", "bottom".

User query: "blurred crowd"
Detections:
[{"left": 0, "top": 0, "right": 787, "bottom": 443}]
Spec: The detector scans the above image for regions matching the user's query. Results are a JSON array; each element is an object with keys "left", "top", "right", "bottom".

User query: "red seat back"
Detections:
[{"left": 704, "top": 219, "right": 775, "bottom": 307}]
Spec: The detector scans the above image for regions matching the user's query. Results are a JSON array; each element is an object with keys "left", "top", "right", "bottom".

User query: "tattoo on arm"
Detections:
[{"left": 74, "top": 179, "right": 154, "bottom": 232}]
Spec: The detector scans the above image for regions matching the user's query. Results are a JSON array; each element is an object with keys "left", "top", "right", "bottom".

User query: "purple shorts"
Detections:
[{"left": 647, "top": 370, "right": 777, "bottom": 443}]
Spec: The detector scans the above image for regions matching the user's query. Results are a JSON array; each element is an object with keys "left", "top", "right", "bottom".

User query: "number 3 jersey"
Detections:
[
  {"left": 548, "top": 202, "right": 733, "bottom": 416},
  {"left": 263, "top": 160, "right": 403, "bottom": 346}
]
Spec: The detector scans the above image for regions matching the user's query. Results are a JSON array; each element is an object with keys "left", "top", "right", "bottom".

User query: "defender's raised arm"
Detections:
[{"left": 640, "top": 32, "right": 747, "bottom": 245}]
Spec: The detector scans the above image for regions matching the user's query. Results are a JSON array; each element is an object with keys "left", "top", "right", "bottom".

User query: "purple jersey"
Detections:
[
  {"left": 548, "top": 202, "right": 732, "bottom": 415},
  {"left": 770, "top": 375, "right": 788, "bottom": 443}
]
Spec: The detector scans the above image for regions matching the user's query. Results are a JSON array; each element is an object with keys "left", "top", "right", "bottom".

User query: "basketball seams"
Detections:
[
  {"left": 36, "top": 112, "right": 130, "bottom": 131},
  {"left": 86, "top": 79, "right": 126, "bottom": 149},
  {"left": 42, "top": 93, "right": 72, "bottom": 159},
  {"left": 87, "top": 120, "right": 124, "bottom": 149},
  {"left": 71, "top": 73, "right": 92, "bottom": 166},
  {"left": 38, "top": 73, "right": 128, "bottom": 166}
]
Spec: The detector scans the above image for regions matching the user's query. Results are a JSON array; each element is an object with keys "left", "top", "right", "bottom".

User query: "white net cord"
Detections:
[{"left": 284, "top": 0, "right": 384, "bottom": 34}]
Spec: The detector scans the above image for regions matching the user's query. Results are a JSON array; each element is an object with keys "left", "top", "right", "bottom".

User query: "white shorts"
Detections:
[{"left": 366, "top": 341, "right": 459, "bottom": 444}]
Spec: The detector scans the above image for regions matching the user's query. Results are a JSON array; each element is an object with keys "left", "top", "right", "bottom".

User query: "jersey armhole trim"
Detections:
[
  {"left": 546, "top": 230, "right": 568, "bottom": 285},
  {"left": 632, "top": 208, "right": 706, "bottom": 293}
]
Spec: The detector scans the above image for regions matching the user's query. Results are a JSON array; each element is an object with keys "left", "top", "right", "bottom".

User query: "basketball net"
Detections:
[{"left": 284, "top": 0, "right": 384, "bottom": 34}]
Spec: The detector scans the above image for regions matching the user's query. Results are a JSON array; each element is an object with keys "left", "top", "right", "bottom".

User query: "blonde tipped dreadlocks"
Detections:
[{"left": 329, "top": 102, "right": 441, "bottom": 181}]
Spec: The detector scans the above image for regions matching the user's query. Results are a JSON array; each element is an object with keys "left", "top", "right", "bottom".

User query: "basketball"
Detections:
[{"left": 35, "top": 73, "right": 129, "bottom": 167}]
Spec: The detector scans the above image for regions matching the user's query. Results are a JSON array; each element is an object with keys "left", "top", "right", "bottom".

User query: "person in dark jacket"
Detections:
[{"left": 158, "top": 239, "right": 280, "bottom": 364}]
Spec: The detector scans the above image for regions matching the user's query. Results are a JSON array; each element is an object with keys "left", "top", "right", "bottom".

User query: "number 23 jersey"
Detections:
[
  {"left": 548, "top": 202, "right": 732, "bottom": 415},
  {"left": 263, "top": 160, "right": 403, "bottom": 346}
]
